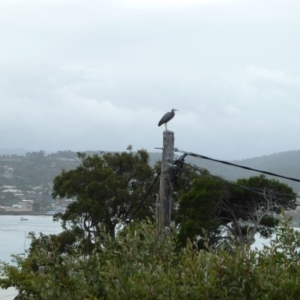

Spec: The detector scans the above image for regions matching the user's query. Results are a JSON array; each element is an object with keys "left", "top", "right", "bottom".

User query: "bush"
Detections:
[{"left": 1, "top": 217, "right": 300, "bottom": 299}]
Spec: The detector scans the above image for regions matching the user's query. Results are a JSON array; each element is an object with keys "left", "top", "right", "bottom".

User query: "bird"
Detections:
[{"left": 158, "top": 109, "right": 178, "bottom": 131}]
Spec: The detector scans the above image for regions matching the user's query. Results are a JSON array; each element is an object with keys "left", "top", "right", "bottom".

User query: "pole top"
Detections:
[{"left": 163, "top": 130, "right": 174, "bottom": 134}]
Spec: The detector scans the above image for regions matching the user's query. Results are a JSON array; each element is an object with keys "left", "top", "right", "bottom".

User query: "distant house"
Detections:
[
  {"left": 54, "top": 206, "right": 66, "bottom": 213},
  {"left": 2, "top": 189, "right": 21, "bottom": 193},
  {"left": 22, "top": 200, "right": 34, "bottom": 204},
  {"left": 1, "top": 185, "right": 16, "bottom": 189},
  {"left": 12, "top": 204, "right": 24, "bottom": 209},
  {"left": 15, "top": 194, "right": 25, "bottom": 198}
]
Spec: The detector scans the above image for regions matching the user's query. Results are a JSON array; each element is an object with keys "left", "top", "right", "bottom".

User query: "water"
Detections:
[
  {"left": 0, "top": 215, "right": 63, "bottom": 299},
  {"left": 0, "top": 215, "right": 62, "bottom": 263}
]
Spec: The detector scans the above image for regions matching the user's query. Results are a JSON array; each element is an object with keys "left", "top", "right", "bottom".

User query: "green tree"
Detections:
[
  {"left": 51, "top": 147, "right": 154, "bottom": 245},
  {"left": 177, "top": 174, "right": 296, "bottom": 247},
  {"left": 3, "top": 216, "right": 300, "bottom": 300},
  {"left": 0, "top": 191, "right": 16, "bottom": 206},
  {"left": 226, "top": 175, "right": 296, "bottom": 244},
  {"left": 176, "top": 172, "right": 228, "bottom": 247}
]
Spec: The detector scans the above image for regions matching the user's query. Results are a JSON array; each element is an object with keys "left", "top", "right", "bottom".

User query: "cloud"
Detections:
[
  {"left": 1, "top": 61, "right": 299, "bottom": 159},
  {"left": 118, "top": 0, "right": 226, "bottom": 8},
  {"left": 1, "top": 0, "right": 300, "bottom": 160},
  {"left": 245, "top": 66, "right": 300, "bottom": 86}
]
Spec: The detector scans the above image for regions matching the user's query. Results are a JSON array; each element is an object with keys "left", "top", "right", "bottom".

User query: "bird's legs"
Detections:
[{"left": 164, "top": 123, "right": 167, "bottom": 131}]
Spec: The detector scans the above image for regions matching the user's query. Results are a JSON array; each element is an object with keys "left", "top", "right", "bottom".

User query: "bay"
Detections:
[
  {"left": 0, "top": 215, "right": 62, "bottom": 263},
  {"left": 0, "top": 215, "right": 63, "bottom": 300}
]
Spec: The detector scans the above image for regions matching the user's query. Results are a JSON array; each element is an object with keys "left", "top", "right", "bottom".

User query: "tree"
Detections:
[
  {"left": 2, "top": 217, "right": 300, "bottom": 300},
  {"left": 51, "top": 147, "right": 154, "bottom": 246},
  {"left": 176, "top": 172, "right": 228, "bottom": 247},
  {"left": 0, "top": 191, "right": 16, "bottom": 206},
  {"left": 176, "top": 173, "right": 296, "bottom": 247},
  {"left": 153, "top": 160, "right": 200, "bottom": 220},
  {"left": 223, "top": 175, "right": 296, "bottom": 245}
]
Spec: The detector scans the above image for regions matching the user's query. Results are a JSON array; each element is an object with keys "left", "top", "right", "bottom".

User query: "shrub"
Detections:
[{"left": 1, "top": 217, "right": 300, "bottom": 299}]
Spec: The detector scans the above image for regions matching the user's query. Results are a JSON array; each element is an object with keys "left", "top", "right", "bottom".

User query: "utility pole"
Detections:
[{"left": 158, "top": 130, "right": 174, "bottom": 237}]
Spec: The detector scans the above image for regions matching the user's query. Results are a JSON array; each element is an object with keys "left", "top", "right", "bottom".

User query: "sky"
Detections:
[{"left": 1, "top": 0, "right": 300, "bottom": 160}]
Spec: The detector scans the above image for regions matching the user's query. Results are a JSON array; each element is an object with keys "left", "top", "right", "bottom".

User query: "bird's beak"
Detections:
[{"left": 174, "top": 109, "right": 178, "bottom": 111}]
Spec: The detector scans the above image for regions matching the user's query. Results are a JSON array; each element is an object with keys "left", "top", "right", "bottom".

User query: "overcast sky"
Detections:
[{"left": 1, "top": 0, "right": 300, "bottom": 160}]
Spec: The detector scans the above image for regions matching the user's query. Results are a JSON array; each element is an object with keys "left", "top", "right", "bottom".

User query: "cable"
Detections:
[
  {"left": 174, "top": 148, "right": 300, "bottom": 183},
  {"left": 0, "top": 293, "right": 18, "bottom": 300},
  {"left": 181, "top": 161, "right": 299, "bottom": 206},
  {"left": 126, "top": 171, "right": 161, "bottom": 223},
  {"left": 183, "top": 161, "right": 295, "bottom": 200}
]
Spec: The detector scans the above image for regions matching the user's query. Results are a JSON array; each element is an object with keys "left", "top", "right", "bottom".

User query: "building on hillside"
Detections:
[
  {"left": 4, "top": 202, "right": 32, "bottom": 212},
  {"left": 15, "top": 194, "right": 25, "bottom": 198},
  {"left": 2, "top": 189, "right": 21, "bottom": 193},
  {"left": 0, "top": 185, "right": 16, "bottom": 189},
  {"left": 12, "top": 204, "right": 25, "bottom": 209},
  {"left": 22, "top": 200, "right": 34, "bottom": 205},
  {"left": 53, "top": 206, "right": 67, "bottom": 213}
]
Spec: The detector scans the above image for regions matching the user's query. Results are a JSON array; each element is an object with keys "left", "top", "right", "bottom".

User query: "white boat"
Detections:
[{"left": 20, "top": 217, "right": 28, "bottom": 221}]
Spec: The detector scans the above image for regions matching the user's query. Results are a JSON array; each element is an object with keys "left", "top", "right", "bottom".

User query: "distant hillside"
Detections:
[
  {"left": 0, "top": 148, "right": 31, "bottom": 156},
  {"left": 181, "top": 150, "right": 300, "bottom": 193},
  {"left": 1, "top": 148, "right": 300, "bottom": 192}
]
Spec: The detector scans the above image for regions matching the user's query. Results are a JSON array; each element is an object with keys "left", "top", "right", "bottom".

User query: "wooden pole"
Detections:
[
  {"left": 155, "top": 193, "right": 160, "bottom": 236},
  {"left": 158, "top": 130, "right": 174, "bottom": 237}
]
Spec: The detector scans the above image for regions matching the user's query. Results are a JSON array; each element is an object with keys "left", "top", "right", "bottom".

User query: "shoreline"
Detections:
[{"left": 0, "top": 212, "right": 53, "bottom": 216}]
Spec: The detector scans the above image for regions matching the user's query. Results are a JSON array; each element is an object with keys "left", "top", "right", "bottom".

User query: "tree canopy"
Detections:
[
  {"left": 176, "top": 172, "right": 227, "bottom": 247},
  {"left": 2, "top": 217, "right": 300, "bottom": 299},
  {"left": 52, "top": 147, "right": 154, "bottom": 244},
  {"left": 176, "top": 173, "right": 296, "bottom": 247},
  {"left": 1, "top": 147, "right": 300, "bottom": 299}
]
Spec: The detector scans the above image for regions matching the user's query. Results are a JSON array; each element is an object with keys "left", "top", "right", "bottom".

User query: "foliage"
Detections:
[
  {"left": 0, "top": 191, "right": 16, "bottom": 206},
  {"left": 176, "top": 172, "right": 227, "bottom": 247},
  {"left": 153, "top": 160, "right": 200, "bottom": 218},
  {"left": 176, "top": 174, "right": 296, "bottom": 247},
  {"left": 52, "top": 147, "right": 154, "bottom": 243},
  {"left": 185, "top": 150, "right": 300, "bottom": 192},
  {"left": 2, "top": 217, "right": 300, "bottom": 299},
  {"left": 229, "top": 175, "right": 296, "bottom": 240},
  {"left": 235, "top": 174, "right": 296, "bottom": 215},
  {"left": 2, "top": 149, "right": 299, "bottom": 298}
]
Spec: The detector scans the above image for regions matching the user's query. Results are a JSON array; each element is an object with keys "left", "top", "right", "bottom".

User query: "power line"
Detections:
[
  {"left": 126, "top": 171, "right": 161, "bottom": 223},
  {"left": 174, "top": 148, "right": 300, "bottom": 183},
  {"left": 0, "top": 293, "right": 18, "bottom": 300},
  {"left": 180, "top": 161, "right": 299, "bottom": 206}
]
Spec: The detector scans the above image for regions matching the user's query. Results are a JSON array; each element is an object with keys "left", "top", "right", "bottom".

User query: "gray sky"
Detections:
[{"left": 1, "top": 0, "right": 300, "bottom": 160}]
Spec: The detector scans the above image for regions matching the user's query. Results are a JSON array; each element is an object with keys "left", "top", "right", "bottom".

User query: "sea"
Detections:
[
  {"left": 0, "top": 215, "right": 289, "bottom": 300},
  {"left": 0, "top": 215, "right": 63, "bottom": 300}
]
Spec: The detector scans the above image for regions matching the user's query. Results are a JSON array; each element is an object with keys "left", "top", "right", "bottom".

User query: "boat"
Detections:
[{"left": 20, "top": 217, "right": 28, "bottom": 221}]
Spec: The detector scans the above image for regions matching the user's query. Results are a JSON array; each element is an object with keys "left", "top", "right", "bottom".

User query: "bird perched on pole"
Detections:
[{"left": 158, "top": 108, "right": 178, "bottom": 131}]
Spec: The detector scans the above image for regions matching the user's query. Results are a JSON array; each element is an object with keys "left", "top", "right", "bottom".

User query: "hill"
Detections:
[
  {"left": 1, "top": 149, "right": 300, "bottom": 192},
  {"left": 0, "top": 148, "right": 31, "bottom": 156},
  {"left": 183, "top": 150, "right": 300, "bottom": 193}
]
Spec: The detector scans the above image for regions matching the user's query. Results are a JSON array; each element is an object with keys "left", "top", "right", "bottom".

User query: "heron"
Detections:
[{"left": 158, "top": 109, "right": 178, "bottom": 131}]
